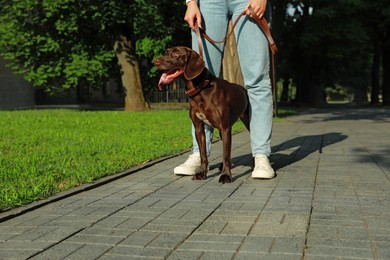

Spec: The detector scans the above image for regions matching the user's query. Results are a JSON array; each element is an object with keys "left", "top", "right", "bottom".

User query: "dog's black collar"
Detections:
[{"left": 185, "top": 68, "right": 216, "bottom": 97}]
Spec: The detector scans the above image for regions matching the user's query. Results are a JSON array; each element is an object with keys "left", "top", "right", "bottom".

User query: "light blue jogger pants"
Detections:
[{"left": 191, "top": 0, "right": 273, "bottom": 157}]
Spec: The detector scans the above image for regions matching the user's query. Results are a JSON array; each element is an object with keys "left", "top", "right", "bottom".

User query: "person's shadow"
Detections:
[
  {"left": 209, "top": 132, "right": 348, "bottom": 180},
  {"left": 270, "top": 132, "right": 348, "bottom": 171}
]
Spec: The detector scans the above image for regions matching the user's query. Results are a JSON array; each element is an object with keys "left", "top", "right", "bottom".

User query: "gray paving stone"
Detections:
[
  {"left": 307, "top": 224, "right": 370, "bottom": 241},
  {"left": 238, "top": 236, "right": 274, "bottom": 253},
  {"left": 65, "top": 233, "right": 124, "bottom": 245},
  {"left": 219, "top": 222, "right": 253, "bottom": 235},
  {"left": 167, "top": 250, "right": 204, "bottom": 260},
  {"left": 249, "top": 213, "right": 308, "bottom": 237},
  {"left": 370, "top": 228, "right": 390, "bottom": 242},
  {"left": 147, "top": 232, "right": 189, "bottom": 249},
  {"left": 141, "top": 223, "right": 197, "bottom": 233},
  {"left": 179, "top": 239, "right": 241, "bottom": 252},
  {"left": 64, "top": 244, "right": 112, "bottom": 259},
  {"left": 0, "top": 241, "right": 53, "bottom": 250},
  {"left": 307, "top": 238, "right": 372, "bottom": 250},
  {"left": 115, "top": 216, "right": 155, "bottom": 230},
  {"left": 193, "top": 221, "right": 228, "bottom": 235},
  {"left": 78, "top": 227, "right": 132, "bottom": 238},
  {"left": 375, "top": 241, "right": 390, "bottom": 259},
  {"left": 310, "top": 218, "right": 364, "bottom": 228},
  {"left": 91, "top": 215, "right": 129, "bottom": 228},
  {"left": 0, "top": 249, "right": 42, "bottom": 260},
  {"left": 235, "top": 252, "right": 302, "bottom": 260},
  {"left": 0, "top": 233, "right": 19, "bottom": 242},
  {"left": 199, "top": 251, "right": 236, "bottom": 259},
  {"left": 188, "top": 234, "right": 245, "bottom": 244},
  {"left": 100, "top": 255, "right": 144, "bottom": 260},
  {"left": 249, "top": 223, "right": 307, "bottom": 238},
  {"left": 104, "top": 245, "right": 171, "bottom": 258},
  {"left": 29, "top": 242, "right": 84, "bottom": 259},
  {"left": 305, "top": 256, "right": 372, "bottom": 260},
  {"left": 45, "top": 214, "right": 103, "bottom": 227},
  {"left": 270, "top": 237, "right": 306, "bottom": 254},
  {"left": 117, "top": 230, "right": 159, "bottom": 247},
  {"left": 305, "top": 244, "right": 373, "bottom": 259},
  {"left": 6, "top": 226, "right": 58, "bottom": 241},
  {"left": 35, "top": 227, "right": 82, "bottom": 242},
  {"left": 206, "top": 213, "right": 257, "bottom": 223}
]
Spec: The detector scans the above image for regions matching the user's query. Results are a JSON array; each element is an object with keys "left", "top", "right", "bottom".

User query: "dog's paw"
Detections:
[
  {"left": 192, "top": 172, "right": 207, "bottom": 180},
  {"left": 219, "top": 174, "right": 232, "bottom": 184}
]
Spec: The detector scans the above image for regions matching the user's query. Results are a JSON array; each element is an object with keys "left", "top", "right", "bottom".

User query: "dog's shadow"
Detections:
[{"left": 208, "top": 132, "right": 348, "bottom": 180}]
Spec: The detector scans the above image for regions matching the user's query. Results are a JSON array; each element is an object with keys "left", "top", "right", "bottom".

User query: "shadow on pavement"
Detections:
[
  {"left": 271, "top": 132, "right": 348, "bottom": 170},
  {"left": 187, "top": 132, "right": 348, "bottom": 180}
]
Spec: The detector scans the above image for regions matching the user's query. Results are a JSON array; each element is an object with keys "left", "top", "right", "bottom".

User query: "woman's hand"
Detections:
[
  {"left": 245, "top": 0, "right": 267, "bottom": 19},
  {"left": 184, "top": 1, "right": 202, "bottom": 30}
]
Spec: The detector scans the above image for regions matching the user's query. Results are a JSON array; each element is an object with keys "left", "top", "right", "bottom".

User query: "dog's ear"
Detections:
[{"left": 184, "top": 50, "right": 205, "bottom": 80}]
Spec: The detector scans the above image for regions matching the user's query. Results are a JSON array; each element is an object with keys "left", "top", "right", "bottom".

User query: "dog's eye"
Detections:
[{"left": 171, "top": 52, "right": 180, "bottom": 58}]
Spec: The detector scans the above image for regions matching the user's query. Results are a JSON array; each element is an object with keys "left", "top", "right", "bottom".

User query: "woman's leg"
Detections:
[
  {"left": 229, "top": 0, "right": 273, "bottom": 157},
  {"left": 226, "top": 0, "right": 275, "bottom": 179},
  {"left": 190, "top": 0, "right": 230, "bottom": 156}
]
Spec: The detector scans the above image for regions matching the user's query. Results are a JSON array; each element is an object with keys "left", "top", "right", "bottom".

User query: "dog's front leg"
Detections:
[
  {"left": 219, "top": 127, "right": 233, "bottom": 184},
  {"left": 192, "top": 120, "right": 208, "bottom": 180}
]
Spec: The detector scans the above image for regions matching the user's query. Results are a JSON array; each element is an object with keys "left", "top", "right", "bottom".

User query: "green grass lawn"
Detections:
[{"left": 0, "top": 107, "right": 296, "bottom": 211}]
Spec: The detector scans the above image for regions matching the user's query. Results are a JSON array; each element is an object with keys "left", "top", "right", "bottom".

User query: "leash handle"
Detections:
[
  {"left": 195, "top": 7, "right": 277, "bottom": 55},
  {"left": 247, "top": 7, "right": 278, "bottom": 55},
  {"left": 194, "top": 23, "right": 203, "bottom": 58}
]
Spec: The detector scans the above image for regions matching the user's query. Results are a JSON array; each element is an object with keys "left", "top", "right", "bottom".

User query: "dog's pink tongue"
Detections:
[
  {"left": 157, "top": 69, "right": 184, "bottom": 90},
  {"left": 158, "top": 73, "right": 169, "bottom": 90}
]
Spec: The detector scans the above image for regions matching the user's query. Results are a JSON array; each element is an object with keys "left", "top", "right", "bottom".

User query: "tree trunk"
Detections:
[
  {"left": 295, "top": 4, "right": 315, "bottom": 106},
  {"left": 222, "top": 22, "right": 244, "bottom": 86},
  {"left": 296, "top": 54, "right": 312, "bottom": 105},
  {"left": 353, "top": 74, "right": 369, "bottom": 104},
  {"left": 115, "top": 35, "right": 146, "bottom": 111},
  {"left": 354, "top": 87, "right": 368, "bottom": 104},
  {"left": 370, "top": 42, "right": 380, "bottom": 104},
  {"left": 383, "top": 26, "right": 390, "bottom": 105},
  {"left": 281, "top": 78, "right": 290, "bottom": 103}
]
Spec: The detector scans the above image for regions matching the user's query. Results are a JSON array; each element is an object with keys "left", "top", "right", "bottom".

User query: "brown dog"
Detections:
[{"left": 154, "top": 46, "right": 250, "bottom": 183}]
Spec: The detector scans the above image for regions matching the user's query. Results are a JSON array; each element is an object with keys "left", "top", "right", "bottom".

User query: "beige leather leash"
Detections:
[{"left": 195, "top": 6, "right": 279, "bottom": 116}]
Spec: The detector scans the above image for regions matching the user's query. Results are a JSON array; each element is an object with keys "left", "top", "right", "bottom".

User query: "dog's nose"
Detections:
[{"left": 154, "top": 58, "right": 161, "bottom": 66}]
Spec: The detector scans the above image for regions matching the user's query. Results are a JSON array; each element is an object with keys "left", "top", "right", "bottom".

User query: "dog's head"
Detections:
[{"left": 154, "top": 46, "right": 205, "bottom": 90}]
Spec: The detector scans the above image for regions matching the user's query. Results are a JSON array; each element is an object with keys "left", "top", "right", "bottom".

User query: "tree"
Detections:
[
  {"left": 383, "top": 25, "right": 390, "bottom": 105},
  {"left": 276, "top": 0, "right": 390, "bottom": 106},
  {"left": 360, "top": 0, "right": 389, "bottom": 105},
  {"left": 0, "top": 0, "right": 187, "bottom": 111},
  {"left": 301, "top": 1, "right": 370, "bottom": 104}
]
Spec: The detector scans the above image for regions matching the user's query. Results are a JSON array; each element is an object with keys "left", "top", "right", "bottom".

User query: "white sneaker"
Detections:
[
  {"left": 174, "top": 153, "right": 201, "bottom": 175},
  {"left": 252, "top": 154, "right": 275, "bottom": 179}
]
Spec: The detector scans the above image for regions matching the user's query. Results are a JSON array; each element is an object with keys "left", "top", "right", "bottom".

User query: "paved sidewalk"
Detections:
[{"left": 0, "top": 107, "right": 389, "bottom": 259}]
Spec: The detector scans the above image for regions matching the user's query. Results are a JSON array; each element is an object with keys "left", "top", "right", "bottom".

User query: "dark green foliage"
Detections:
[
  {"left": 0, "top": 0, "right": 188, "bottom": 96},
  {"left": 1, "top": 0, "right": 389, "bottom": 104},
  {"left": 275, "top": 0, "right": 390, "bottom": 104}
]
